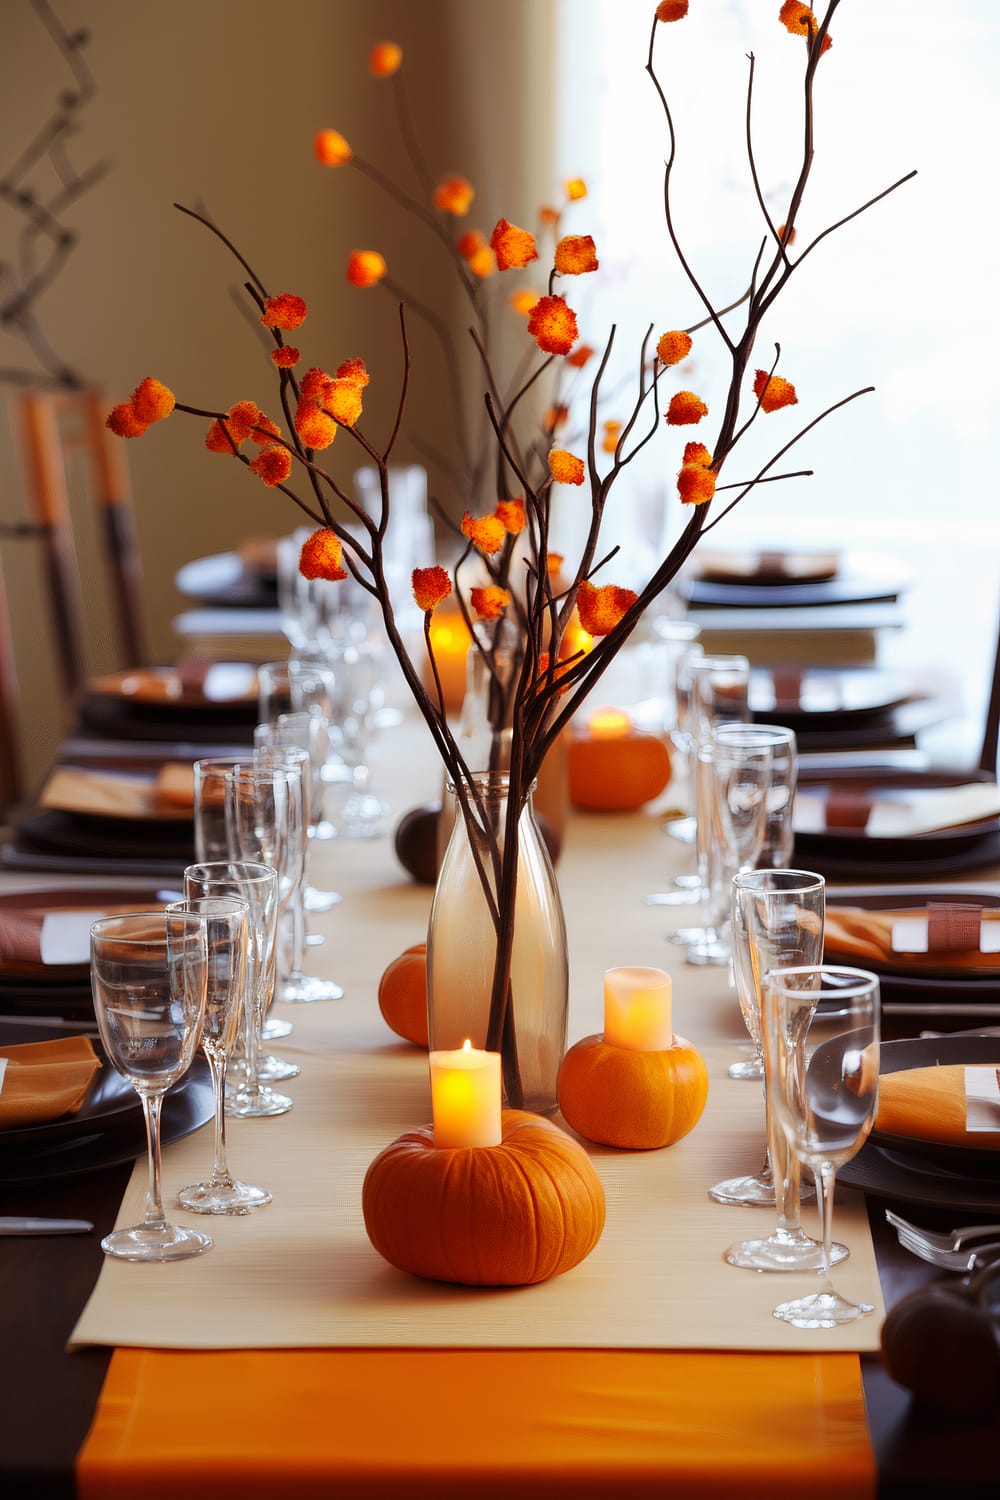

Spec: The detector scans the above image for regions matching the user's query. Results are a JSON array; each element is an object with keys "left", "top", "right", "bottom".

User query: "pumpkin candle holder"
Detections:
[
  {"left": 557, "top": 966, "right": 708, "bottom": 1150},
  {"left": 567, "top": 709, "right": 671, "bottom": 812},
  {"left": 362, "top": 1094, "right": 607, "bottom": 1286}
]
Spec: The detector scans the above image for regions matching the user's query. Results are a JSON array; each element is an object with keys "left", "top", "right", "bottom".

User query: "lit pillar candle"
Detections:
[
  {"left": 588, "top": 707, "right": 632, "bottom": 740},
  {"left": 429, "top": 1039, "right": 502, "bottom": 1148},
  {"left": 423, "top": 611, "right": 472, "bottom": 715},
  {"left": 603, "top": 966, "right": 673, "bottom": 1052}
]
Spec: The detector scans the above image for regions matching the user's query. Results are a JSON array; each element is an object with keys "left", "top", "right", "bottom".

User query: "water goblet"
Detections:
[
  {"left": 711, "top": 868, "right": 824, "bottom": 1217},
  {"left": 166, "top": 895, "right": 271, "bottom": 1213},
  {"left": 764, "top": 964, "right": 880, "bottom": 1327},
  {"left": 90, "top": 910, "right": 212, "bottom": 1261},
  {"left": 325, "top": 640, "right": 391, "bottom": 838}
]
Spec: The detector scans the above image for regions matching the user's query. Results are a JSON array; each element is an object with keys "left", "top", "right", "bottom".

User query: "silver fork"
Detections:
[
  {"left": 892, "top": 1229, "right": 1000, "bottom": 1272},
  {"left": 884, "top": 1210, "right": 1000, "bottom": 1252}
]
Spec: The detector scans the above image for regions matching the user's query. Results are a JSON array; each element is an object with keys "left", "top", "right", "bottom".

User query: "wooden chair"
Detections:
[
  {"left": 15, "top": 386, "right": 148, "bottom": 701},
  {"left": 0, "top": 387, "right": 148, "bottom": 810}
]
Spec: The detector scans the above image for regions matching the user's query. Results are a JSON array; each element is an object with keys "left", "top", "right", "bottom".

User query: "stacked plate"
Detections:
[
  {"left": 80, "top": 663, "right": 259, "bottom": 743},
  {"left": 0, "top": 1022, "right": 212, "bottom": 1185},
  {"left": 839, "top": 1034, "right": 1000, "bottom": 1213},
  {"left": 749, "top": 664, "right": 956, "bottom": 752}
]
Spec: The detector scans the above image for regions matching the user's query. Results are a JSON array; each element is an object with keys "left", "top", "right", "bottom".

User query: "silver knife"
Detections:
[{"left": 0, "top": 1216, "right": 94, "bottom": 1235}]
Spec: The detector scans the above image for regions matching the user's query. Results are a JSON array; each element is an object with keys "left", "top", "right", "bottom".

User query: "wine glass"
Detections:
[
  {"left": 764, "top": 964, "right": 880, "bottom": 1328},
  {"left": 90, "top": 910, "right": 212, "bottom": 1261},
  {"left": 193, "top": 755, "right": 246, "bottom": 864},
  {"left": 711, "top": 869, "right": 824, "bottom": 1216},
  {"left": 243, "top": 744, "right": 344, "bottom": 1005},
  {"left": 257, "top": 656, "right": 345, "bottom": 857},
  {"left": 685, "top": 721, "right": 772, "bottom": 967},
  {"left": 165, "top": 895, "right": 271, "bottom": 1214},
  {"left": 255, "top": 709, "right": 339, "bottom": 913}
]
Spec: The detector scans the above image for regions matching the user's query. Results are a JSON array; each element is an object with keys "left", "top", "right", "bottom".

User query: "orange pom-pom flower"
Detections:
[
  {"left": 433, "top": 176, "right": 475, "bottom": 216},
  {"left": 666, "top": 390, "right": 708, "bottom": 426},
  {"left": 249, "top": 412, "right": 281, "bottom": 447},
  {"left": 224, "top": 401, "right": 261, "bottom": 444},
  {"left": 130, "top": 377, "right": 175, "bottom": 425},
  {"left": 602, "top": 420, "right": 622, "bottom": 455},
  {"left": 369, "top": 41, "right": 403, "bottom": 77},
  {"left": 347, "top": 250, "right": 387, "bottom": 288},
  {"left": 260, "top": 294, "right": 307, "bottom": 331},
  {"left": 565, "top": 178, "right": 587, "bottom": 201},
  {"left": 495, "top": 498, "right": 526, "bottom": 535},
  {"left": 457, "top": 230, "right": 494, "bottom": 278},
  {"left": 554, "top": 235, "right": 598, "bottom": 275},
  {"left": 677, "top": 444, "right": 716, "bottom": 507},
  {"left": 548, "top": 449, "right": 585, "bottom": 486},
  {"left": 490, "top": 219, "right": 539, "bottom": 271},
  {"left": 656, "top": 330, "right": 693, "bottom": 367},
  {"left": 412, "top": 566, "right": 452, "bottom": 613},
  {"left": 778, "top": 1, "right": 832, "bottom": 51},
  {"left": 335, "top": 357, "right": 370, "bottom": 388},
  {"left": 249, "top": 446, "right": 293, "bottom": 488},
  {"left": 325, "top": 380, "right": 364, "bottom": 427},
  {"left": 271, "top": 346, "right": 300, "bottom": 369},
  {"left": 656, "top": 0, "right": 689, "bottom": 20},
  {"left": 528, "top": 295, "right": 579, "bottom": 356},
  {"left": 106, "top": 402, "right": 148, "bottom": 438},
  {"left": 294, "top": 397, "right": 337, "bottom": 450},
  {"left": 510, "top": 288, "right": 540, "bottom": 317},
  {"left": 314, "top": 129, "right": 352, "bottom": 166},
  {"left": 753, "top": 370, "right": 798, "bottom": 412},
  {"left": 205, "top": 419, "right": 234, "bottom": 454},
  {"left": 566, "top": 344, "right": 595, "bottom": 369},
  {"left": 470, "top": 585, "right": 512, "bottom": 621},
  {"left": 576, "top": 580, "right": 637, "bottom": 636},
  {"left": 461, "top": 510, "right": 506, "bottom": 555},
  {"left": 300, "top": 528, "right": 348, "bottom": 582}
]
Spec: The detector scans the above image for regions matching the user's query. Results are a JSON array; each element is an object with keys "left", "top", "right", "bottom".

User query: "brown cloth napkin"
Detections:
[
  {"left": 152, "top": 762, "right": 196, "bottom": 812},
  {"left": 876, "top": 1065, "right": 1000, "bottom": 1150},
  {"left": 824, "top": 905, "right": 1000, "bottom": 971},
  {"left": 0, "top": 1037, "right": 102, "bottom": 1128}
]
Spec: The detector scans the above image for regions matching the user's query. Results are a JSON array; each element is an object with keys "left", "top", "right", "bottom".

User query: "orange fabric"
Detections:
[
  {"left": 877, "top": 1064, "right": 1000, "bottom": 1149},
  {"left": 76, "top": 1348, "right": 874, "bottom": 1499},
  {"left": 0, "top": 1036, "right": 101, "bottom": 1127},
  {"left": 824, "top": 906, "right": 1000, "bottom": 971}
]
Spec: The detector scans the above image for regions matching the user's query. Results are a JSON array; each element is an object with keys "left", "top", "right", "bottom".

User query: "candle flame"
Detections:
[
  {"left": 461, "top": 1038, "right": 473, "bottom": 1052},
  {"left": 588, "top": 708, "right": 632, "bottom": 739}
]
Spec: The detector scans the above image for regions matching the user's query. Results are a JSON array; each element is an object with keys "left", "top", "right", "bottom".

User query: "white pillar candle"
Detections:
[
  {"left": 429, "top": 1040, "right": 502, "bottom": 1148},
  {"left": 603, "top": 966, "right": 673, "bottom": 1052}
]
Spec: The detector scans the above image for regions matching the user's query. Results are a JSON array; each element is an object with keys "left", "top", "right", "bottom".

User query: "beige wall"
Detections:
[{"left": 0, "top": 0, "right": 555, "bottom": 786}]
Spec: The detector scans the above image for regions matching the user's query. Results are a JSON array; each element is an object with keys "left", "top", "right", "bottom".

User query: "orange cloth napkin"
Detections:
[
  {"left": 876, "top": 1064, "right": 1000, "bottom": 1149},
  {"left": 824, "top": 905, "right": 1000, "bottom": 971},
  {"left": 152, "top": 762, "right": 196, "bottom": 812},
  {"left": 0, "top": 1037, "right": 102, "bottom": 1129}
]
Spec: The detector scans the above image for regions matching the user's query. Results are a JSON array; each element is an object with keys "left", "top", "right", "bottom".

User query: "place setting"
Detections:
[{"left": 79, "top": 660, "right": 260, "bottom": 743}]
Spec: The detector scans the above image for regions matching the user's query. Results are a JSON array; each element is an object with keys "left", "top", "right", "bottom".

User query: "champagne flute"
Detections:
[
  {"left": 245, "top": 744, "right": 344, "bottom": 1004},
  {"left": 90, "top": 910, "right": 212, "bottom": 1262},
  {"left": 183, "top": 860, "right": 287, "bottom": 1120},
  {"left": 166, "top": 894, "right": 271, "bottom": 1214},
  {"left": 764, "top": 964, "right": 880, "bottom": 1328},
  {"left": 711, "top": 869, "right": 824, "bottom": 1214},
  {"left": 325, "top": 641, "right": 391, "bottom": 838},
  {"left": 685, "top": 722, "right": 771, "bottom": 967}
]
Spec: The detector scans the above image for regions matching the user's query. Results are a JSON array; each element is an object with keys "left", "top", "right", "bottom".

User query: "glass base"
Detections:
[
  {"left": 178, "top": 1179, "right": 272, "bottom": 1215},
  {"left": 101, "top": 1220, "right": 213, "bottom": 1262},
  {"left": 685, "top": 938, "right": 731, "bottom": 967},
  {"left": 226, "top": 1085, "right": 293, "bottom": 1118},
  {"left": 710, "top": 1173, "right": 776, "bottom": 1207},
  {"left": 643, "top": 886, "right": 702, "bottom": 908},
  {"left": 229, "top": 1053, "right": 300, "bottom": 1084},
  {"left": 278, "top": 972, "right": 344, "bottom": 1003},
  {"left": 262, "top": 1016, "right": 293, "bottom": 1040},
  {"left": 728, "top": 1055, "right": 764, "bottom": 1080},
  {"left": 773, "top": 1289, "right": 874, "bottom": 1328},
  {"left": 725, "top": 1234, "right": 848, "bottom": 1272},
  {"left": 666, "top": 816, "right": 696, "bottom": 844},
  {"left": 335, "top": 792, "right": 391, "bottom": 839},
  {"left": 305, "top": 885, "right": 340, "bottom": 911}
]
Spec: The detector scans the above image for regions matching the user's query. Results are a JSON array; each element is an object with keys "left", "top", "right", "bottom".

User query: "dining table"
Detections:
[{"left": 1, "top": 676, "right": 999, "bottom": 1500}]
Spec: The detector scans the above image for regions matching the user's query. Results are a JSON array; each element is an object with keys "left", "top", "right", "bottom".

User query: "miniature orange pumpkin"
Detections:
[
  {"left": 377, "top": 943, "right": 429, "bottom": 1047},
  {"left": 362, "top": 1108, "right": 606, "bottom": 1284},
  {"left": 557, "top": 1033, "right": 708, "bottom": 1149},
  {"left": 567, "top": 732, "right": 671, "bottom": 811}
]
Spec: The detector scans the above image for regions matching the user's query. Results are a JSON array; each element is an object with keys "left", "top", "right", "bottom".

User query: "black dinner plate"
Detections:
[
  {"left": 0, "top": 1062, "right": 213, "bottom": 1184},
  {"left": 174, "top": 550, "right": 277, "bottom": 608},
  {"left": 682, "top": 567, "right": 906, "bottom": 610},
  {"left": 838, "top": 1034, "right": 1000, "bottom": 1210},
  {"left": 0, "top": 1037, "right": 141, "bottom": 1148},
  {"left": 0, "top": 884, "right": 180, "bottom": 989},
  {"left": 825, "top": 887, "right": 1000, "bottom": 991}
]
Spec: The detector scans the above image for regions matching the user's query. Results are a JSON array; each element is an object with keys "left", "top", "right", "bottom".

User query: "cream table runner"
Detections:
[{"left": 69, "top": 713, "right": 884, "bottom": 1354}]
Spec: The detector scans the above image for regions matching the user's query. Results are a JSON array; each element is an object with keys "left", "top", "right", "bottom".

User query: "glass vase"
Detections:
[{"left": 428, "top": 772, "right": 568, "bottom": 1115}]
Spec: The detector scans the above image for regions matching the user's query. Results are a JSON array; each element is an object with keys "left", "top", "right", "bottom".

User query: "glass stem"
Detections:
[
  {"left": 140, "top": 1091, "right": 167, "bottom": 1229},
  {"left": 290, "top": 889, "right": 306, "bottom": 975},
  {"left": 207, "top": 1051, "right": 232, "bottom": 1185},
  {"left": 244, "top": 980, "right": 262, "bottom": 1096},
  {"left": 817, "top": 1160, "right": 835, "bottom": 1294}
]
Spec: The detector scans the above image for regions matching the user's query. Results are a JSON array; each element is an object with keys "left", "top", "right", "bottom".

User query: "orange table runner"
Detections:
[{"left": 77, "top": 1348, "right": 874, "bottom": 1499}]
